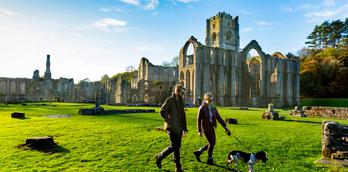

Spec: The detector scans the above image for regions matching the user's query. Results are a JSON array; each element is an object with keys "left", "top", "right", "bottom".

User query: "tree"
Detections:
[
  {"left": 101, "top": 74, "right": 110, "bottom": 83},
  {"left": 305, "top": 25, "right": 319, "bottom": 49},
  {"left": 285, "top": 52, "right": 298, "bottom": 59},
  {"left": 162, "top": 56, "right": 179, "bottom": 67},
  {"left": 126, "top": 66, "right": 135, "bottom": 72},
  {"left": 329, "top": 20, "right": 345, "bottom": 48},
  {"left": 306, "top": 19, "right": 348, "bottom": 49}
]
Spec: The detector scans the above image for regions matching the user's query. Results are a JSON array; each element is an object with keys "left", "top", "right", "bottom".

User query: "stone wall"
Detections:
[
  {"left": 322, "top": 121, "right": 348, "bottom": 160},
  {"left": 304, "top": 106, "right": 348, "bottom": 119},
  {"left": 138, "top": 57, "right": 177, "bottom": 82},
  {"left": 103, "top": 58, "right": 177, "bottom": 105},
  {"left": 178, "top": 12, "right": 300, "bottom": 107}
]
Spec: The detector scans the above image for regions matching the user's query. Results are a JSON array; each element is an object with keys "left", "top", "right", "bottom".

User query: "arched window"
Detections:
[
  {"left": 180, "top": 71, "right": 185, "bottom": 84},
  {"left": 211, "top": 32, "right": 217, "bottom": 46},
  {"left": 246, "top": 48, "right": 262, "bottom": 97},
  {"left": 185, "top": 43, "right": 194, "bottom": 66},
  {"left": 226, "top": 31, "right": 232, "bottom": 44},
  {"left": 185, "top": 70, "right": 191, "bottom": 95}
]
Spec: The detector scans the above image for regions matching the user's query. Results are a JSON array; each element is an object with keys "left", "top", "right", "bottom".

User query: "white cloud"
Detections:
[
  {"left": 93, "top": 18, "right": 127, "bottom": 32},
  {"left": 242, "top": 27, "right": 253, "bottom": 33},
  {"left": 144, "top": 0, "right": 159, "bottom": 10},
  {"left": 0, "top": 8, "right": 16, "bottom": 16},
  {"left": 121, "top": 0, "right": 140, "bottom": 6},
  {"left": 237, "top": 10, "right": 251, "bottom": 15},
  {"left": 256, "top": 21, "right": 274, "bottom": 26},
  {"left": 120, "top": 0, "right": 159, "bottom": 10},
  {"left": 94, "top": 18, "right": 127, "bottom": 28},
  {"left": 281, "top": 5, "right": 293, "bottom": 12},
  {"left": 100, "top": 7, "right": 131, "bottom": 13},
  {"left": 177, "top": 0, "right": 197, "bottom": 3},
  {"left": 323, "top": 0, "right": 335, "bottom": 7},
  {"left": 135, "top": 46, "right": 165, "bottom": 53},
  {"left": 304, "top": 1, "right": 348, "bottom": 23}
]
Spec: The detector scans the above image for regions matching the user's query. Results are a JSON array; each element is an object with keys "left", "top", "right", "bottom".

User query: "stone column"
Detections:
[
  {"left": 278, "top": 60, "right": 284, "bottom": 106},
  {"left": 295, "top": 62, "right": 300, "bottom": 105},
  {"left": 217, "top": 51, "right": 224, "bottom": 105},
  {"left": 287, "top": 62, "right": 293, "bottom": 106}
]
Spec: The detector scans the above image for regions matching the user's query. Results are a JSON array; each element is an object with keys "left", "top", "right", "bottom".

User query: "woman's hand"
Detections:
[
  {"left": 198, "top": 132, "right": 202, "bottom": 137},
  {"left": 225, "top": 128, "right": 231, "bottom": 136}
]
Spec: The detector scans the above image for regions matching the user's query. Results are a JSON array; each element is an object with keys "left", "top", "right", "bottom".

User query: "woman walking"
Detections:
[{"left": 194, "top": 92, "right": 231, "bottom": 165}]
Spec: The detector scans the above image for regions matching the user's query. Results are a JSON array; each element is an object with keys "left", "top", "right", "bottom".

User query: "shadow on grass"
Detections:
[
  {"left": 197, "top": 162, "right": 236, "bottom": 171},
  {"left": 13, "top": 117, "right": 31, "bottom": 120},
  {"left": 281, "top": 119, "right": 322, "bottom": 124},
  {"left": 110, "top": 113, "right": 162, "bottom": 122},
  {"left": 226, "top": 108, "right": 261, "bottom": 111},
  {"left": 17, "top": 144, "right": 70, "bottom": 154}
]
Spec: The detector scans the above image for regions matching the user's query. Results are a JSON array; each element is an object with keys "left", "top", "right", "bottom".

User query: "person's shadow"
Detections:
[{"left": 200, "top": 162, "right": 237, "bottom": 171}]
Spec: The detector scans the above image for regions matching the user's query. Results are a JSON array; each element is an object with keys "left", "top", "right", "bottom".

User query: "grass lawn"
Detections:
[
  {"left": 301, "top": 98, "right": 348, "bottom": 107},
  {"left": 0, "top": 102, "right": 348, "bottom": 171}
]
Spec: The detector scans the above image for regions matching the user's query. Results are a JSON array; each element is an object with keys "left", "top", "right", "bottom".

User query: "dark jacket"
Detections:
[
  {"left": 197, "top": 103, "right": 227, "bottom": 133},
  {"left": 160, "top": 93, "right": 187, "bottom": 133}
]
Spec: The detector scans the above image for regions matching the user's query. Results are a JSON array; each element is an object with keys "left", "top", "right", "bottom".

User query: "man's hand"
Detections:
[
  {"left": 198, "top": 132, "right": 202, "bottom": 137},
  {"left": 225, "top": 129, "right": 231, "bottom": 136},
  {"left": 183, "top": 131, "right": 187, "bottom": 137}
]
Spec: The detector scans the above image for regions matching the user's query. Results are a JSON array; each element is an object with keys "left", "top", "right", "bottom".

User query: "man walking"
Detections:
[{"left": 155, "top": 84, "right": 187, "bottom": 172}]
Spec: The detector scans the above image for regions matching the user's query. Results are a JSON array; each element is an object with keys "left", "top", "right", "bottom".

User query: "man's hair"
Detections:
[
  {"left": 175, "top": 84, "right": 186, "bottom": 94},
  {"left": 204, "top": 92, "right": 213, "bottom": 101}
]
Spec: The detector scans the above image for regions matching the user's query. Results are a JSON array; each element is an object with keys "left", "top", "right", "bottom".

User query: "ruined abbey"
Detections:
[
  {"left": 179, "top": 12, "right": 300, "bottom": 107},
  {"left": 0, "top": 12, "right": 300, "bottom": 107}
]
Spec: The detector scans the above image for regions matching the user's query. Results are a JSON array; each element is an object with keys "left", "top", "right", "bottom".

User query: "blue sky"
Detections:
[{"left": 0, "top": 0, "right": 347, "bottom": 82}]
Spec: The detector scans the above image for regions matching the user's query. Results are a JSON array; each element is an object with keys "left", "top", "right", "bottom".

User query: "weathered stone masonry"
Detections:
[{"left": 179, "top": 12, "right": 300, "bottom": 107}]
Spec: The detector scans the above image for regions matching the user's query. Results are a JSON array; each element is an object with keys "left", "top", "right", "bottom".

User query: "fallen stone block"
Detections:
[
  {"left": 239, "top": 107, "right": 248, "bottom": 110},
  {"left": 262, "top": 111, "right": 280, "bottom": 120},
  {"left": 26, "top": 136, "right": 55, "bottom": 149},
  {"left": 225, "top": 118, "right": 238, "bottom": 124},
  {"left": 11, "top": 112, "right": 25, "bottom": 119}
]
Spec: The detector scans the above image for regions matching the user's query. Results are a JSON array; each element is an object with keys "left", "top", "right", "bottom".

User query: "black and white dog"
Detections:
[{"left": 226, "top": 150, "right": 268, "bottom": 172}]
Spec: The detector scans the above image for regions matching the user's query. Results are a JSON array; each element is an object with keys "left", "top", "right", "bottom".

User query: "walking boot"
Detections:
[
  {"left": 175, "top": 167, "right": 184, "bottom": 172},
  {"left": 207, "top": 158, "right": 214, "bottom": 165},
  {"left": 193, "top": 151, "right": 201, "bottom": 162},
  {"left": 155, "top": 155, "right": 162, "bottom": 169}
]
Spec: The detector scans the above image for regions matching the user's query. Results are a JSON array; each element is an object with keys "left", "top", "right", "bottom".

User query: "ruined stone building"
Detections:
[
  {"left": 0, "top": 55, "right": 100, "bottom": 103},
  {"left": 102, "top": 57, "right": 177, "bottom": 105},
  {"left": 178, "top": 12, "right": 300, "bottom": 107},
  {"left": 0, "top": 12, "right": 300, "bottom": 107}
]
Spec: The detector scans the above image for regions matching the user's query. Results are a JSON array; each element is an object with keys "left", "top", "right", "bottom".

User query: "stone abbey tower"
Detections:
[{"left": 179, "top": 12, "right": 300, "bottom": 107}]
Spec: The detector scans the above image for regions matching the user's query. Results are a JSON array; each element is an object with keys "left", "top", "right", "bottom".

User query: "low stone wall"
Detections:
[
  {"left": 79, "top": 107, "right": 155, "bottom": 115},
  {"left": 303, "top": 106, "right": 348, "bottom": 119},
  {"left": 322, "top": 121, "right": 348, "bottom": 160}
]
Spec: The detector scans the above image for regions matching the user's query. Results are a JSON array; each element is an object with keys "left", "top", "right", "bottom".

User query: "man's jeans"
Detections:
[{"left": 158, "top": 130, "right": 183, "bottom": 168}]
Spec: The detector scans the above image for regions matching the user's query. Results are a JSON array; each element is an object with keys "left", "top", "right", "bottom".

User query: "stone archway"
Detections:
[
  {"left": 180, "top": 36, "right": 202, "bottom": 67},
  {"left": 240, "top": 40, "right": 267, "bottom": 107},
  {"left": 185, "top": 70, "right": 191, "bottom": 95}
]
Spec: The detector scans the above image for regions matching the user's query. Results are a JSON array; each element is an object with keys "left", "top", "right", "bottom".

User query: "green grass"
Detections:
[
  {"left": 0, "top": 102, "right": 348, "bottom": 171},
  {"left": 301, "top": 98, "right": 348, "bottom": 107}
]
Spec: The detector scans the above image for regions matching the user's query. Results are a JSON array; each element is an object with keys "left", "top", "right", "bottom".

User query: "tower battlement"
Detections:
[{"left": 205, "top": 12, "right": 240, "bottom": 51}]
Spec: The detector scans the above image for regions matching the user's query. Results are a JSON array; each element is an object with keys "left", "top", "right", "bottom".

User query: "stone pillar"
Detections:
[
  {"left": 259, "top": 55, "right": 268, "bottom": 107},
  {"left": 44, "top": 54, "right": 52, "bottom": 80},
  {"left": 278, "top": 60, "right": 283, "bottom": 106},
  {"left": 287, "top": 61, "right": 293, "bottom": 106},
  {"left": 217, "top": 51, "right": 224, "bottom": 105},
  {"left": 295, "top": 62, "right": 300, "bottom": 105}
]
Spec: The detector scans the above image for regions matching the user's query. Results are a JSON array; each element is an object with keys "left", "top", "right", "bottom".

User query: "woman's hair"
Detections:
[{"left": 204, "top": 92, "right": 213, "bottom": 101}]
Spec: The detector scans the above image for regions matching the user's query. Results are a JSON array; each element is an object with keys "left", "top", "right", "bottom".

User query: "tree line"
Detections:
[
  {"left": 300, "top": 18, "right": 348, "bottom": 98},
  {"left": 305, "top": 18, "right": 348, "bottom": 49}
]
